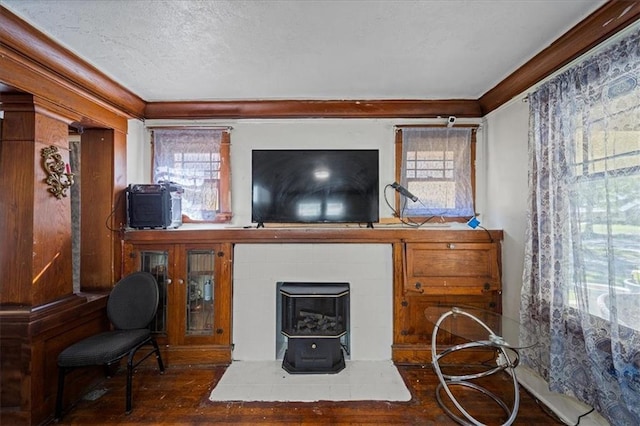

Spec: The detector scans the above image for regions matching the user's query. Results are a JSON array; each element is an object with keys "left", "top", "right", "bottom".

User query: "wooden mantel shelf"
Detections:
[{"left": 124, "top": 226, "right": 503, "bottom": 244}]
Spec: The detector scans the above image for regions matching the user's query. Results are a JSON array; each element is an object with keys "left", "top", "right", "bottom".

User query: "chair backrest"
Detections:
[{"left": 107, "top": 271, "right": 159, "bottom": 330}]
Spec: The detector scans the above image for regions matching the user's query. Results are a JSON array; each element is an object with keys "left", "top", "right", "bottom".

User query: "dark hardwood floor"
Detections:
[{"left": 51, "top": 363, "right": 562, "bottom": 425}]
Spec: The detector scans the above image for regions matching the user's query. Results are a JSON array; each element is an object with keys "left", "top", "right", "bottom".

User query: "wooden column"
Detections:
[
  {"left": 0, "top": 94, "right": 75, "bottom": 306},
  {"left": 79, "top": 128, "right": 127, "bottom": 290},
  {"left": 0, "top": 94, "right": 113, "bottom": 425}
]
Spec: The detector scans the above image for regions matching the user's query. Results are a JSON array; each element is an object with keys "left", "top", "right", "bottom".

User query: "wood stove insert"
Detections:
[{"left": 279, "top": 282, "right": 350, "bottom": 374}]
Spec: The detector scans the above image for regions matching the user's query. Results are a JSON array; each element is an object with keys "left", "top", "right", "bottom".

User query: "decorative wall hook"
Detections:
[{"left": 41, "top": 145, "right": 75, "bottom": 199}]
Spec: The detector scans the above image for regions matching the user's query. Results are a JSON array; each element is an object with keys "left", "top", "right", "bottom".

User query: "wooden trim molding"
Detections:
[
  {"left": 479, "top": 1, "right": 640, "bottom": 115},
  {"left": 144, "top": 99, "right": 483, "bottom": 119},
  {"left": 124, "top": 227, "right": 503, "bottom": 245},
  {"left": 0, "top": 6, "right": 145, "bottom": 121},
  {"left": 1, "top": 2, "right": 639, "bottom": 121},
  {"left": 0, "top": 44, "right": 129, "bottom": 132}
]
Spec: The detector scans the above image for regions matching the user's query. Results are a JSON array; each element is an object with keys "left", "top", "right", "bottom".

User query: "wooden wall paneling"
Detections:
[
  {"left": 80, "top": 128, "right": 126, "bottom": 290},
  {"left": 0, "top": 339, "right": 22, "bottom": 408},
  {"left": 38, "top": 303, "right": 109, "bottom": 423},
  {"left": 0, "top": 295, "right": 109, "bottom": 425}
]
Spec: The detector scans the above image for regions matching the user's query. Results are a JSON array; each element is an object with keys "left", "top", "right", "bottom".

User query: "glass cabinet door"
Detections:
[
  {"left": 138, "top": 250, "right": 169, "bottom": 334},
  {"left": 186, "top": 249, "right": 215, "bottom": 336}
]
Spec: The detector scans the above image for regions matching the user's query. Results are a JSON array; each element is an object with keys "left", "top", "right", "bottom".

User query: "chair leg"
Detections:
[
  {"left": 151, "top": 338, "right": 165, "bottom": 373},
  {"left": 126, "top": 356, "right": 134, "bottom": 414},
  {"left": 124, "top": 338, "right": 165, "bottom": 414},
  {"left": 55, "top": 367, "right": 67, "bottom": 420}
]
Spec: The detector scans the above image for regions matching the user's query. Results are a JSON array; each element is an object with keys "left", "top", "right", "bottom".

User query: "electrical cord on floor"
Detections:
[
  {"left": 530, "top": 391, "right": 596, "bottom": 426},
  {"left": 571, "top": 407, "right": 595, "bottom": 426}
]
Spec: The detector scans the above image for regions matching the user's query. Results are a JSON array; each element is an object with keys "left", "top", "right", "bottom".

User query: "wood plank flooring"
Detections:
[{"left": 51, "top": 363, "right": 563, "bottom": 425}]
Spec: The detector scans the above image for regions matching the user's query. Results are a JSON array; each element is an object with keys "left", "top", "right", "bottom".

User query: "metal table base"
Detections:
[{"left": 430, "top": 307, "right": 521, "bottom": 426}]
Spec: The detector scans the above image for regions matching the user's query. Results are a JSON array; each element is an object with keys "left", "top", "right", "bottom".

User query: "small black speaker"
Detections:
[{"left": 127, "top": 184, "right": 172, "bottom": 229}]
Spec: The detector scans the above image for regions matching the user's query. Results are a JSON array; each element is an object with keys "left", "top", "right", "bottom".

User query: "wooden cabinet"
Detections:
[
  {"left": 393, "top": 240, "right": 502, "bottom": 364},
  {"left": 123, "top": 227, "right": 502, "bottom": 366},
  {"left": 123, "top": 242, "right": 233, "bottom": 365}
]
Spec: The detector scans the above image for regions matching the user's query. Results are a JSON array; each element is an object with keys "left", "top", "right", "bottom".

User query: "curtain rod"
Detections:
[
  {"left": 394, "top": 124, "right": 480, "bottom": 130},
  {"left": 147, "top": 126, "right": 232, "bottom": 131}
]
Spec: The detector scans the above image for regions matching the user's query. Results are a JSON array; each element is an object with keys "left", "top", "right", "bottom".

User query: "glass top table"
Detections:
[
  {"left": 424, "top": 305, "right": 537, "bottom": 350},
  {"left": 424, "top": 305, "right": 538, "bottom": 426}
]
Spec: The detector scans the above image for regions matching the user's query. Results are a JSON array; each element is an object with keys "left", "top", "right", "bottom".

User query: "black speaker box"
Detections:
[{"left": 127, "top": 184, "right": 172, "bottom": 229}]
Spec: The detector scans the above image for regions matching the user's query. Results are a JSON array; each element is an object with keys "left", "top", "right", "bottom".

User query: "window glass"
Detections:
[
  {"left": 398, "top": 127, "right": 475, "bottom": 218},
  {"left": 569, "top": 92, "right": 640, "bottom": 317},
  {"left": 152, "top": 128, "right": 231, "bottom": 222}
]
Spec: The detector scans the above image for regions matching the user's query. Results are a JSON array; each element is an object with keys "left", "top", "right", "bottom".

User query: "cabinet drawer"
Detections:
[
  {"left": 396, "top": 293, "right": 501, "bottom": 346},
  {"left": 405, "top": 242, "right": 500, "bottom": 295}
]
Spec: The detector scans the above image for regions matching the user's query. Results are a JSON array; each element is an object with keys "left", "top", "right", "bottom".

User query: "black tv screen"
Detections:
[{"left": 252, "top": 149, "right": 379, "bottom": 225}]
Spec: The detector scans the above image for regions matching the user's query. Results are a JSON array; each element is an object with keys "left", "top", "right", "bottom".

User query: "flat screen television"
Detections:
[{"left": 252, "top": 149, "right": 379, "bottom": 226}]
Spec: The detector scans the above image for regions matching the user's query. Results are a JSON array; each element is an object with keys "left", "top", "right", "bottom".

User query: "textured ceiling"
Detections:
[{"left": 3, "top": 0, "right": 606, "bottom": 102}]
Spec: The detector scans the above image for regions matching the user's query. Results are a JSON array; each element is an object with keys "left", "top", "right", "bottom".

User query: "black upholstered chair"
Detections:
[{"left": 55, "top": 271, "right": 165, "bottom": 419}]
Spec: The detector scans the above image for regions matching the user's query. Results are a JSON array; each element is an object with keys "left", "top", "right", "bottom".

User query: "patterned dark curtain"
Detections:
[{"left": 521, "top": 26, "right": 640, "bottom": 425}]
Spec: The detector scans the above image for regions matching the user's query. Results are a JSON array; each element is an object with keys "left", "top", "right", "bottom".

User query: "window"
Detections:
[
  {"left": 395, "top": 126, "right": 476, "bottom": 218},
  {"left": 570, "top": 86, "right": 640, "bottom": 317},
  {"left": 152, "top": 128, "right": 231, "bottom": 222},
  {"left": 521, "top": 27, "right": 640, "bottom": 422}
]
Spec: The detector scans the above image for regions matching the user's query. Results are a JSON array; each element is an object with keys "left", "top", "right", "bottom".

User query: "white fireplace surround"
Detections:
[{"left": 232, "top": 244, "right": 392, "bottom": 361}]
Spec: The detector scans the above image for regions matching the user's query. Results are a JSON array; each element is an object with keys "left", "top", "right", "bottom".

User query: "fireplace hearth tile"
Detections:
[{"left": 209, "top": 360, "right": 411, "bottom": 402}]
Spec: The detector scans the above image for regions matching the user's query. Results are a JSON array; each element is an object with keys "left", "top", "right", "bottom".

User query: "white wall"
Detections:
[
  {"left": 137, "top": 117, "right": 483, "bottom": 225},
  {"left": 481, "top": 97, "right": 530, "bottom": 320},
  {"left": 126, "top": 118, "right": 149, "bottom": 184}
]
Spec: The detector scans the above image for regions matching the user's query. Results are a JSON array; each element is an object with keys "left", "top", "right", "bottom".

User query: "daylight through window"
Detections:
[
  {"left": 152, "top": 128, "right": 231, "bottom": 222},
  {"left": 396, "top": 127, "right": 475, "bottom": 218}
]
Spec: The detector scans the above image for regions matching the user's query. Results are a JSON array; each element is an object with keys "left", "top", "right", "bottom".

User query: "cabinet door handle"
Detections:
[
  {"left": 482, "top": 282, "right": 491, "bottom": 292},
  {"left": 177, "top": 279, "right": 184, "bottom": 285},
  {"left": 406, "top": 282, "right": 424, "bottom": 294},
  {"left": 166, "top": 278, "right": 172, "bottom": 285}
]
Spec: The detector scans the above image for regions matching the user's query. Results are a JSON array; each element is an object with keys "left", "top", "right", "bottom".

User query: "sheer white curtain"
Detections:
[
  {"left": 153, "top": 129, "right": 223, "bottom": 221},
  {"left": 400, "top": 127, "right": 474, "bottom": 217},
  {"left": 521, "top": 26, "right": 640, "bottom": 425}
]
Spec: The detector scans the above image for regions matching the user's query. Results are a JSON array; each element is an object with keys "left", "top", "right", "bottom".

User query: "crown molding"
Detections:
[
  {"left": 144, "top": 99, "right": 482, "bottom": 120},
  {"left": 479, "top": 1, "right": 640, "bottom": 115},
  {"left": 0, "top": 6, "right": 145, "bottom": 121},
  {"left": 2, "top": 2, "right": 639, "bottom": 122}
]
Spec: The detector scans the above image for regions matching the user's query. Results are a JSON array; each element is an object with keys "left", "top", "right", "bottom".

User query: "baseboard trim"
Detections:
[{"left": 515, "top": 365, "right": 609, "bottom": 426}]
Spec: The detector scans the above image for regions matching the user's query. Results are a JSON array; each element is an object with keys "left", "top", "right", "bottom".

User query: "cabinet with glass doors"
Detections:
[{"left": 123, "top": 242, "right": 232, "bottom": 365}]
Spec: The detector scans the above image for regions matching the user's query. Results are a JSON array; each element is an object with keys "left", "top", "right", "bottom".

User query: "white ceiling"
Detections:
[{"left": 3, "top": 0, "right": 606, "bottom": 102}]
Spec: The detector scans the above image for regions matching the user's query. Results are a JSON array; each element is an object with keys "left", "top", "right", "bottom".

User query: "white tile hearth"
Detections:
[{"left": 209, "top": 360, "right": 412, "bottom": 402}]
